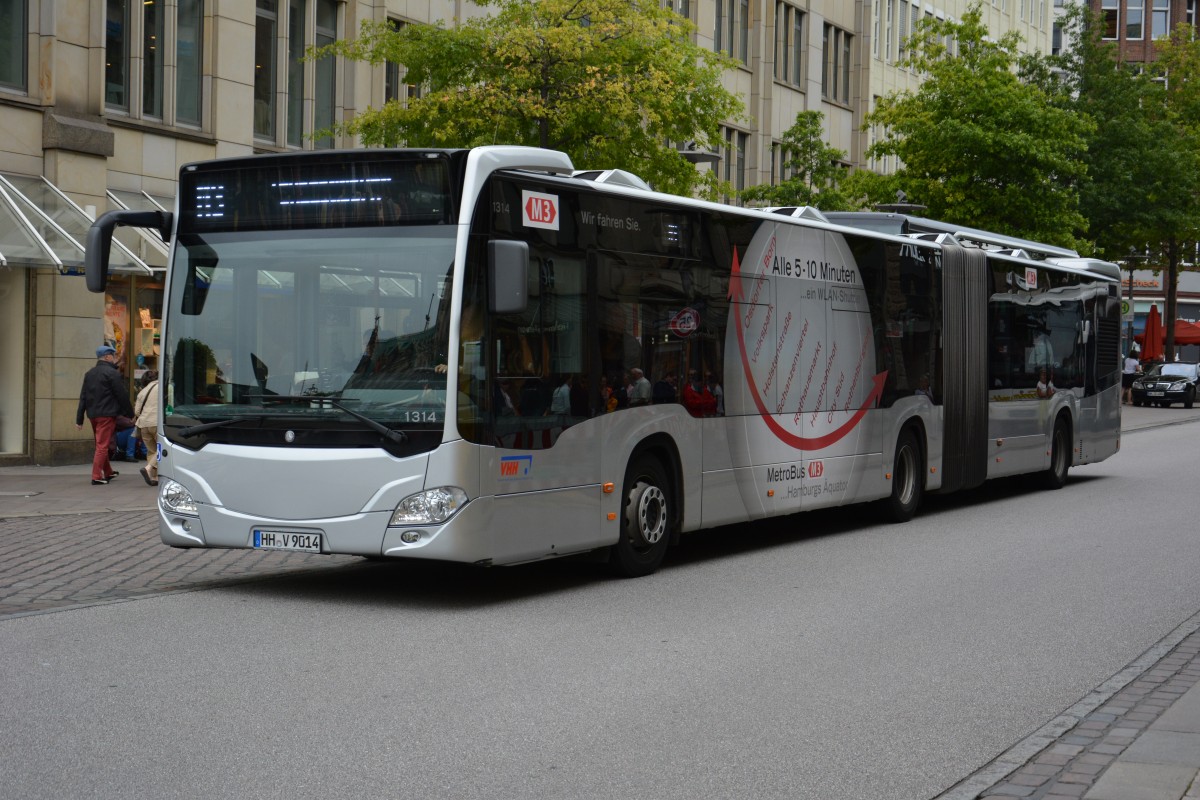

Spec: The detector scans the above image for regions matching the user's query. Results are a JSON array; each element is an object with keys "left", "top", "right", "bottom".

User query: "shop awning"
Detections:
[
  {"left": 0, "top": 173, "right": 153, "bottom": 275},
  {"left": 106, "top": 189, "right": 171, "bottom": 270}
]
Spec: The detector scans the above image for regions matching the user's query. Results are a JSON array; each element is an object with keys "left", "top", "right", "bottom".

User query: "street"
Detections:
[{"left": 1, "top": 407, "right": 1199, "bottom": 799}]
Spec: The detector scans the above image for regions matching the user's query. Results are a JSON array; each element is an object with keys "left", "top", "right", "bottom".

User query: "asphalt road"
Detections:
[{"left": 1, "top": 409, "right": 1199, "bottom": 800}]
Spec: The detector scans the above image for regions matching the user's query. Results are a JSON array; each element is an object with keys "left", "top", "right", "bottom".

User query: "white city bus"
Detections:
[{"left": 85, "top": 146, "right": 1122, "bottom": 576}]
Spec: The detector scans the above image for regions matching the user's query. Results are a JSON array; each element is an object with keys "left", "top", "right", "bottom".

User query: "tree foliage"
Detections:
[
  {"left": 866, "top": 4, "right": 1091, "bottom": 248},
  {"left": 1039, "top": 7, "right": 1200, "bottom": 357},
  {"left": 314, "top": 0, "right": 743, "bottom": 196}
]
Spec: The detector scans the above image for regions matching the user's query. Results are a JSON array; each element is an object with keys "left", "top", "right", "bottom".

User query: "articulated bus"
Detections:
[{"left": 85, "top": 146, "right": 1122, "bottom": 577}]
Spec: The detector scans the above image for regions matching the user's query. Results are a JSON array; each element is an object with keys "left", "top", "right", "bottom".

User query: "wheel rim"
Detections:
[
  {"left": 634, "top": 483, "right": 667, "bottom": 547},
  {"left": 896, "top": 444, "right": 916, "bottom": 506}
]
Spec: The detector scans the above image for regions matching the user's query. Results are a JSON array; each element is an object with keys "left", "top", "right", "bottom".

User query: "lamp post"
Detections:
[{"left": 1125, "top": 247, "right": 1148, "bottom": 357}]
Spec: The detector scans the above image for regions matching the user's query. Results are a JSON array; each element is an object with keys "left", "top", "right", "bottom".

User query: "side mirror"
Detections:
[
  {"left": 85, "top": 209, "right": 173, "bottom": 293},
  {"left": 488, "top": 240, "right": 528, "bottom": 315}
]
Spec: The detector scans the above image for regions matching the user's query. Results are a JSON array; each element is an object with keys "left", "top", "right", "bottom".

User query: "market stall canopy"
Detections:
[
  {"left": 0, "top": 173, "right": 153, "bottom": 274},
  {"left": 1168, "top": 319, "right": 1200, "bottom": 346},
  {"left": 1133, "top": 315, "right": 1200, "bottom": 347}
]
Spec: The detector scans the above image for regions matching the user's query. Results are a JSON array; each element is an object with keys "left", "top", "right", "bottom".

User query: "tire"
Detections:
[
  {"left": 1186, "top": 389, "right": 1195, "bottom": 409},
  {"left": 609, "top": 455, "right": 672, "bottom": 578},
  {"left": 882, "top": 429, "right": 923, "bottom": 523},
  {"left": 1039, "top": 417, "right": 1070, "bottom": 490}
]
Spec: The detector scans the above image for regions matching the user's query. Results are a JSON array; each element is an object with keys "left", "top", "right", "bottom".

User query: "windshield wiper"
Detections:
[
  {"left": 194, "top": 395, "right": 409, "bottom": 444},
  {"left": 330, "top": 400, "right": 408, "bottom": 444},
  {"left": 176, "top": 416, "right": 268, "bottom": 438}
]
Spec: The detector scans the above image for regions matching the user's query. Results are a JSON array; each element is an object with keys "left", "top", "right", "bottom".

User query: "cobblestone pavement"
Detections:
[
  {"left": 0, "top": 509, "right": 361, "bottom": 618},
  {"left": 938, "top": 615, "right": 1200, "bottom": 800}
]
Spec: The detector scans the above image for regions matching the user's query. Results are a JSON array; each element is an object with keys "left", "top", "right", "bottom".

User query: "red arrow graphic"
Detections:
[{"left": 729, "top": 247, "right": 885, "bottom": 451}]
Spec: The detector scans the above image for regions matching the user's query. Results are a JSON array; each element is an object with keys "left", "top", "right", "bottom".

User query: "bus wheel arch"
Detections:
[
  {"left": 1039, "top": 411, "right": 1073, "bottom": 490},
  {"left": 882, "top": 421, "right": 926, "bottom": 523},
  {"left": 608, "top": 436, "right": 681, "bottom": 578}
]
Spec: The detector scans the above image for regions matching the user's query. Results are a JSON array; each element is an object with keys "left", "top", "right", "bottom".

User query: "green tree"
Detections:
[
  {"left": 739, "top": 111, "right": 860, "bottom": 210},
  {"left": 1041, "top": 4, "right": 1174, "bottom": 261},
  {"left": 865, "top": 3, "right": 1091, "bottom": 248},
  {"left": 1136, "top": 25, "right": 1200, "bottom": 360},
  {"left": 315, "top": 0, "right": 743, "bottom": 196}
]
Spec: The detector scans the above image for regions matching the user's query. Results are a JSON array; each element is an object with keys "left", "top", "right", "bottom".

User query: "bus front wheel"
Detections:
[
  {"left": 883, "top": 429, "right": 923, "bottom": 523},
  {"left": 609, "top": 456, "right": 672, "bottom": 578}
]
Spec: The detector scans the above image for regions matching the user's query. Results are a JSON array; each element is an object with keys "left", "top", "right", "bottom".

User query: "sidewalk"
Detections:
[
  {"left": 3, "top": 405, "right": 1200, "bottom": 799},
  {"left": 0, "top": 461, "right": 157, "bottom": 518}
]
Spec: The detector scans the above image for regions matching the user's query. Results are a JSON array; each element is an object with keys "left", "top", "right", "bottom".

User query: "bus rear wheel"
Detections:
[
  {"left": 609, "top": 456, "right": 672, "bottom": 578},
  {"left": 1039, "top": 417, "right": 1071, "bottom": 490},
  {"left": 883, "top": 429, "right": 923, "bottom": 523}
]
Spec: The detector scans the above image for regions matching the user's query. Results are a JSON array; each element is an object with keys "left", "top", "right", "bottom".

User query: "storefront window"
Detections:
[
  {"left": 0, "top": 268, "right": 26, "bottom": 455},
  {"left": 105, "top": 278, "right": 164, "bottom": 393}
]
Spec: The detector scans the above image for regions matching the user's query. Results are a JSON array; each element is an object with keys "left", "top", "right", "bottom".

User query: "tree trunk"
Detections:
[{"left": 1165, "top": 235, "right": 1179, "bottom": 362}]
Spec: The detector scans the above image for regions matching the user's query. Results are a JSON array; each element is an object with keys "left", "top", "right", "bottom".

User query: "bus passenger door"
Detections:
[{"left": 481, "top": 247, "right": 607, "bottom": 562}]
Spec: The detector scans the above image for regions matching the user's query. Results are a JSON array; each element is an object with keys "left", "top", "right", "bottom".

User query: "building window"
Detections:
[
  {"left": 1127, "top": 0, "right": 1145, "bottom": 40},
  {"left": 722, "top": 127, "right": 747, "bottom": 196},
  {"left": 106, "top": 0, "right": 131, "bottom": 110},
  {"left": 314, "top": 0, "right": 336, "bottom": 149},
  {"left": 1052, "top": 21, "right": 1063, "bottom": 55},
  {"left": 823, "top": 24, "right": 852, "bottom": 104},
  {"left": 661, "top": 0, "right": 690, "bottom": 18},
  {"left": 142, "top": 0, "right": 163, "bottom": 117},
  {"left": 714, "top": 0, "right": 749, "bottom": 64},
  {"left": 286, "top": 0, "right": 305, "bottom": 146},
  {"left": 0, "top": 0, "right": 24, "bottom": 92},
  {"left": 106, "top": 0, "right": 205, "bottom": 125},
  {"left": 1153, "top": 0, "right": 1171, "bottom": 37},
  {"left": 1101, "top": 0, "right": 1119, "bottom": 39},
  {"left": 384, "top": 19, "right": 423, "bottom": 106},
  {"left": 177, "top": 0, "right": 203, "bottom": 125},
  {"left": 774, "top": 3, "right": 804, "bottom": 85},
  {"left": 886, "top": 0, "right": 894, "bottom": 61},
  {"left": 258, "top": 0, "right": 341, "bottom": 148},
  {"left": 254, "top": 0, "right": 277, "bottom": 138}
]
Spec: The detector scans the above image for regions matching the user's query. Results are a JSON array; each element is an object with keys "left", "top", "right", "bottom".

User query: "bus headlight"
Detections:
[
  {"left": 160, "top": 479, "right": 200, "bottom": 516},
  {"left": 389, "top": 487, "right": 468, "bottom": 526}
]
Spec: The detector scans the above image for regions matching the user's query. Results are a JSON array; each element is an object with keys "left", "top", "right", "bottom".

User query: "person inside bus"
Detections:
[
  {"left": 653, "top": 372, "right": 678, "bottom": 404},
  {"left": 628, "top": 368, "right": 652, "bottom": 406},
  {"left": 1036, "top": 367, "right": 1056, "bottom": 398},
  {"left": 681, "top": 370, "right": 717, "bottom": 417},
  {"left": 549, "top": 374, "right": 573, "bottom": 416},
  {"left": 706, "top": 372, "right": 724, "bottom": 416},
  {"left": 495, "top": 379, "right": 517, "bottom": 416},
  {"left": 1026, "top": 317, "right": 1055, "bottom": 375},
  {"left": 914, "top": 374, "right": 933, "bottom": 399}
]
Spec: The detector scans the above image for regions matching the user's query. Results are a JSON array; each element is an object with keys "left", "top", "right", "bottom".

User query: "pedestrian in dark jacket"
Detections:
[{"left": 75, "top": 344, "right": 134, "bottom": 485}]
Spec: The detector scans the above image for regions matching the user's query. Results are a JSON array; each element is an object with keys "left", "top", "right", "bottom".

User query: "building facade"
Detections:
[{"left": 0, "top": 0, "right": 1050, "bottom": 465}]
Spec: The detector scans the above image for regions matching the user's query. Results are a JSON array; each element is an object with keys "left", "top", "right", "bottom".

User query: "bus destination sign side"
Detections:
[{"left": 522, "top": 190, "right": 559, "bottom": 231}]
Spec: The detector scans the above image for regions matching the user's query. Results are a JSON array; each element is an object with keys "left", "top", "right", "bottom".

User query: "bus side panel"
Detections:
[
  {"left": 488, "top": 486, "right": 610, "bottom": 563},
  {"left": 719, "top": 224, "right": 888, "bottom": 520}
]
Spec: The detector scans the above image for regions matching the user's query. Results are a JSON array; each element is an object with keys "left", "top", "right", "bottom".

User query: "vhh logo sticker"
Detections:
[
  {"left": 499, "top": 455, "right": 533, "bottom": 479},
  {"left": 522, "top": 191, "right": 559, "bottom": 231}
]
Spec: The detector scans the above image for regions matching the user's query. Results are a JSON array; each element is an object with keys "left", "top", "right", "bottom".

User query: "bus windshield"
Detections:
[{"left": 163, "top": 225, "right": 457, "bottom": 446}]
